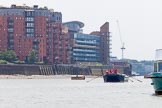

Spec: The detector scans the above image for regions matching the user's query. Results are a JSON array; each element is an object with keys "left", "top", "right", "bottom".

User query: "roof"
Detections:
[{"left": 63, "top": 21, "right": 84, "bottom": 28}]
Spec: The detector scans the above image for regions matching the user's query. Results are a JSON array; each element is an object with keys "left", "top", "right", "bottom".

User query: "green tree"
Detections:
[
  {"left": 28, "top": 50, "right": 37, "bottom": 63},
  {"left": 44, "top": 6, "right": 48, "bottom": 9},
  {"left": 0, "top": 50, "right": 17, "bottom": 62}
]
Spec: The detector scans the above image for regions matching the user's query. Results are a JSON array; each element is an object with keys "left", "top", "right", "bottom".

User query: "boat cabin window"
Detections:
[
  {"left": 157, "top": 62, "right": 162, "bottom": 72},
  {"left": 154, "top": 63, "right": 157, "bottom": 72}
]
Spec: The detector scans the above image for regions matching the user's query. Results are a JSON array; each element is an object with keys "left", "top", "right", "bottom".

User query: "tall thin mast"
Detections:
[
  {"left": 117, "top": 20, "right": 126, "bottom": 59},
  {"left": 121, "top": 43, "right": 125, "bottom": 59}
]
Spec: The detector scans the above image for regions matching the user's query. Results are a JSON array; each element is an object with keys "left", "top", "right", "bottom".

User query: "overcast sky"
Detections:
[{"left": 1, "top": 0, "right": 162, "bottom": 61}]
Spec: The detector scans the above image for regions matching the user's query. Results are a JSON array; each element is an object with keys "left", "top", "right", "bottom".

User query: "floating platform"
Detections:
[{"left": 71, "top": 75, "right": 85, "bottom": 80}]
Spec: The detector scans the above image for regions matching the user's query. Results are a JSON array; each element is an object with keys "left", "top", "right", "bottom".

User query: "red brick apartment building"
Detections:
[{"left": 0, "top": 5, "right": 70, "bottom": 64}]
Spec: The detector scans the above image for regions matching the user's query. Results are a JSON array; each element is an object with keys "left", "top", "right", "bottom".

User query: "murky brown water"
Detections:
[{"left": 0, "top": 76, "right": 161, "bottom": 108}]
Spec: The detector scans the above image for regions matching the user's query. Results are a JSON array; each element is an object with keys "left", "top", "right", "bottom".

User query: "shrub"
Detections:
[{"left": 0, "top": 60, "right": 7, "bottom": 64}]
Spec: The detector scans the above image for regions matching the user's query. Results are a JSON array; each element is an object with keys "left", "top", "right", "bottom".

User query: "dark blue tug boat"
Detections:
[
  {"left": 103, "top": 73, "right": 125, "bottom": 82},
  {"left": 103, "top": 68, "right": 125, "bottom": 82}
]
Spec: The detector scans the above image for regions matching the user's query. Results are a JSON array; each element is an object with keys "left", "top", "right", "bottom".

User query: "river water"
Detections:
[{"left": 0, "top": 76, "right": 161, "bottom": 108}]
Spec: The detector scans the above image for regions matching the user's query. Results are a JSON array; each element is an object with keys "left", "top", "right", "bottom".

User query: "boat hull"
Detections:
[
  {"left": 146, "top": 50, "right": 162, "bottom": 94},
  {"left": 147, "top": 72, "right": 162, "bottom": 95},
  {"left": 152, "top": 78, "right": 162, "bottom": 94},
  {"left": 103, "top": 73, "right": 125, "bottom": 82}
]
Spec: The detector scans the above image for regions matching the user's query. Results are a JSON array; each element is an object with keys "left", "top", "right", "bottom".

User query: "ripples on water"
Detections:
[{"left": 0, "top": 76, "right": 161, "bottom": 108}]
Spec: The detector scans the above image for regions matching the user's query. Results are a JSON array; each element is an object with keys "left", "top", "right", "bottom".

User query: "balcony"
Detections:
[
  {"left": 8, "top": 46, "right": 14, "bottom": 50},
  {"left": 54, "top": 54, "right": 58, "bottom": 57},
  {"left": 54, "top": 36, "right": 58, "bottom": 39},
  {"left": 33, "top": 40, "right": 39, "bottom": 44},
  {"left": 7, "top": 18, "right": 14, "bottom": 22},
  {"left": 52, "top": 25, "right": 58, "bottom": 29},
  {"left": 8, "top": 29, "right": 14, "bottom": 33},
  {"left": 59, "top": 36, "right": 63, "bottom": 40},
  {"left": 65, "top": 38, "right": 69, "bottom": 41},
  {"left": 8, "top": 25, "right": 14, "bottom": 28},
  {"left": 33, "top": 46, "right": 38, "bottom": 50},
  {"left": 54, "top": 41, "right": 58, "bottom": 44},
  {"left": 65, "top": 43, "right": 69, "bottom": 46},
  {"left": 8, "top": 35, "right": 14, "bottom": 39}
]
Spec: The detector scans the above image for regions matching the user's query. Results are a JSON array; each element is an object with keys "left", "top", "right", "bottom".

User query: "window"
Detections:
[
  {"left": 26, "top": 23, "right": 34, "bottom": 27},
  {"left": 26, "top": 29, "right": 34, "bottom": 33},
  {"left": 25, "top": 17, "right": 34, "bottom": 21}
]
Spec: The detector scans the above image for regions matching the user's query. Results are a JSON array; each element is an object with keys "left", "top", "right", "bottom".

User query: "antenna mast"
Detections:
[{"left": 117, "top": 20, "right": 126, "bottom": 59}]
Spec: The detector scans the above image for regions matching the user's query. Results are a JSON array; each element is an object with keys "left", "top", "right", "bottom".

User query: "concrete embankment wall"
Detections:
[
  {"left": 0, "top": 64, "right": 92, "bottom": 75},
  {"left": 0, "top": 64, "right": 40, "bottom": 75},
  {"left": 52, "top": 65, "right": 91, "bottom": 75},
  {"left": 0, "top": 64, "right": 131, "bottom": 76}
]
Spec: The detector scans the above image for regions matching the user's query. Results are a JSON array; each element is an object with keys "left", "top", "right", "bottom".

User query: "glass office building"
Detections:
[
  {"left": 72, "top": 33, "right": 100, "bottom": 63},
  {"left": 64, "top": 21, "right": 110, "bottom": 64}
]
